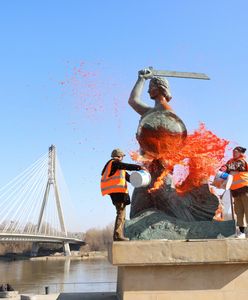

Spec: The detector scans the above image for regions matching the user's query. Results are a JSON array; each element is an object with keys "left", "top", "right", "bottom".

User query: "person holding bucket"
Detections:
[
  {"left": 101, "top": 148, "right": 144, "bottom": 241},
  {"left": 221, "top": 146, "right": 248, "bottom": 238}
]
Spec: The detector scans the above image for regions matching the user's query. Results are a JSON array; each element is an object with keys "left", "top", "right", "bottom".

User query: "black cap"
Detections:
[{"left": 234, "top": 146, "right": 246, "bottom": 153}]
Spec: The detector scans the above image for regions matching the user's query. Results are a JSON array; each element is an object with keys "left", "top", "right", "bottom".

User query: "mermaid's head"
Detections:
[{"left": 148, "top": 77, "right": 172, "bottom": 102}]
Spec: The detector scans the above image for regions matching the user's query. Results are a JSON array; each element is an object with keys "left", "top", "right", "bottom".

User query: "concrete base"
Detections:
[
  {"left": 108, "top": 239, "right": 248, "bottom": 300},
  {"left": 0, "top": 291, "right": 20, "bottom": 299},
  {"left": 21, "top": 293, "right": 61, "bottom": 300}
]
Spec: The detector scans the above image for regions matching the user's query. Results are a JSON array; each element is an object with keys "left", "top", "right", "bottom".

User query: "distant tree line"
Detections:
[
  {"left": 81, "top": 223, "right": 113, "bottom": 252},
  {"left": 0, "top": 242, "right": 32, "bottom": 256}
]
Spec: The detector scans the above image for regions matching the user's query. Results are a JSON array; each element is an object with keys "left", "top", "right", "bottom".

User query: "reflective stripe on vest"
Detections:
[
  {"left": 230, "top": 171, "right": 248, "bottom": 190},
  {"left": 101, "top": 160, "right": 128, "bottom": 196}
]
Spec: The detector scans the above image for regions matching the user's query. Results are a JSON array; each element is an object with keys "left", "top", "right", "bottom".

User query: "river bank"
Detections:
[
  {"left": 30, "top": 251, "right": 108, "bottom": 261},
  {"left": 0, "top": 250, "right": 107, "bottom": 261}
]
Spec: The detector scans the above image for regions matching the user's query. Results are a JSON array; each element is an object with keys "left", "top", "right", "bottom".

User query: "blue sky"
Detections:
[{"left": 0, "top": 0, "right": 248, "bottom": 231}]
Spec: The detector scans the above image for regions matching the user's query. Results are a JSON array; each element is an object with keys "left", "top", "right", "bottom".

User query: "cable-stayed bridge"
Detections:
[{"left": 0, "top": 145, "right": 84, "bottom": 256}]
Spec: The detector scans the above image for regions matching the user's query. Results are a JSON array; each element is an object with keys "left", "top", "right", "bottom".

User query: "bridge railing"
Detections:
[{"left": 0, "top": 224, "right": 82, "bottom": 239}]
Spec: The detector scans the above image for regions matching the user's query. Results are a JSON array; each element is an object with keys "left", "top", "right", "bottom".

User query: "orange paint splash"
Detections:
[{"left": 132, "top": 123, "right": 229, "bottom": 194}]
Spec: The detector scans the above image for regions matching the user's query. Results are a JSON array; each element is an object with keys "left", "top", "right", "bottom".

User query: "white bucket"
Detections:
[
  {"left": 213, "top": 171, "right": 233, "bottom": 190},
  {"left": 222, "top": 190, "right": 233, "bottom": 220},
  {"left": 130, "top": 170, "right": 151, "bottom": 188}
]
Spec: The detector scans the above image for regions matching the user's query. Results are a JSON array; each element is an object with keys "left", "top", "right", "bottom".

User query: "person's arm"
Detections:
[
  {"left": 113, "top": 160, "right": 142, "bottom": 172},
  {"left": 128, "top": 69, "right": 152, "bottom": 116}
]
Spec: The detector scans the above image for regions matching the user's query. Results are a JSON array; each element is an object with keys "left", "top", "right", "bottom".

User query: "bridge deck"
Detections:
[{"left": 0, "top": 233, "right": 84, "bottom": 244}]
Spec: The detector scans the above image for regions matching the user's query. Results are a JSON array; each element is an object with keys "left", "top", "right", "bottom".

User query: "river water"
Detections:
[{"left": 0, "top": 258, "right": 117, "bottom": 294}]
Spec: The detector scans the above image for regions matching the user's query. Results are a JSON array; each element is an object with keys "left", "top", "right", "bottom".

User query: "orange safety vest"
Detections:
[
  {"left": 228, "top": 158, "right": 248, "bottom": 190},
  {"left": 230, "top": 171, "right": 248, "bottom": 190},
  {"left": 101, "top": 160, "right": 128, "bottom": 196}
]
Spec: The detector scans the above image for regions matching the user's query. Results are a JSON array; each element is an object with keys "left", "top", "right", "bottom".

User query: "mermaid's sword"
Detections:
[{"left": 148, "top": 66, "right": 210, "bottom": 80}]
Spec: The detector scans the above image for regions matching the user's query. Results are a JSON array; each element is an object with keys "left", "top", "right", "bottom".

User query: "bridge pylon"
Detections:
[{"left": 31, "top": 145, "right": 71, "bottom": 256}]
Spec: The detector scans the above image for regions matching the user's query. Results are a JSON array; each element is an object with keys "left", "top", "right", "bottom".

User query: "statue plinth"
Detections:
[
  {"left": 126, "top": 209, "right": 236, "bottom": 240},
  {"left": 108, "top": 239, "right": 248, "bottom": 300}
]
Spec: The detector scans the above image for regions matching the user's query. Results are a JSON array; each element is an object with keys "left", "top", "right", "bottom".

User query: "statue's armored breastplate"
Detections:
[{"left": 136, "top": 109, "right": 187, "bottom": 155}]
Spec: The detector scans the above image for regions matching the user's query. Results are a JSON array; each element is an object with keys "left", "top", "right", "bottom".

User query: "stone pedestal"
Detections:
[{"left": 108, "top": 239, "right": 248, "bottom": 300}]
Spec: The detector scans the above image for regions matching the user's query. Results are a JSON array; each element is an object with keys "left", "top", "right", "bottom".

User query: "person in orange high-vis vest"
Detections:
[
  {"left": 221, "top": 146, "right": 248, "bottom": 238},
  {"left": 101, "top": 148, "right": 143, "bottom": 241}
]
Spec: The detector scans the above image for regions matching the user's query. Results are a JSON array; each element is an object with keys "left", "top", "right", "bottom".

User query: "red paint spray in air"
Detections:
[
  {"left": 60, "top": 61, "right": 104, "bottom": 117},
  {"left": 60, "top": 61, "right": 127, "bottom": 123}
]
